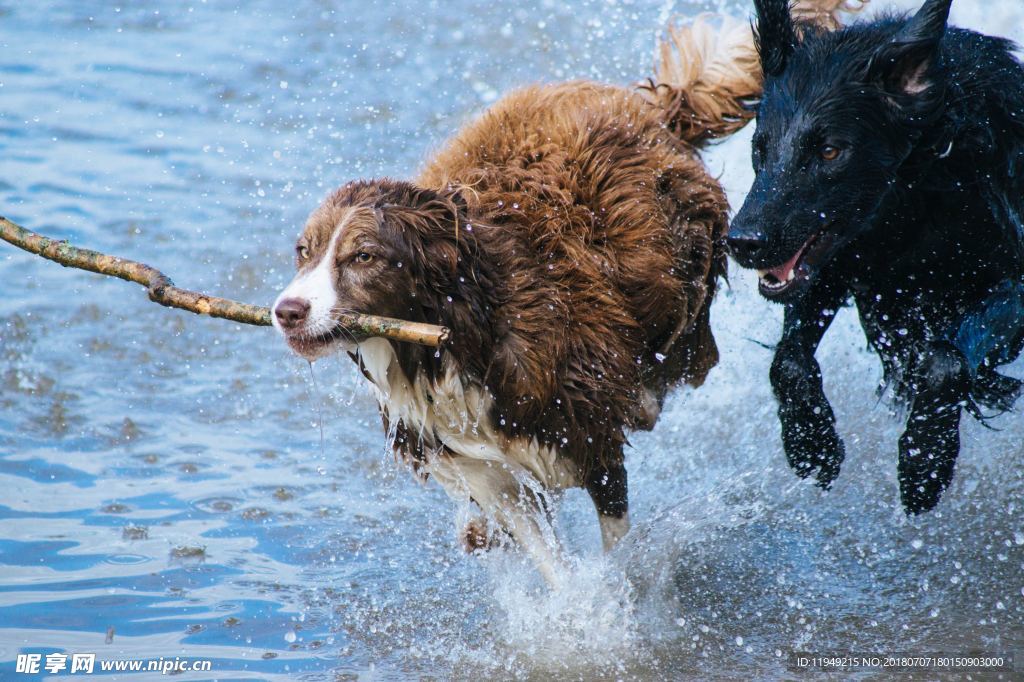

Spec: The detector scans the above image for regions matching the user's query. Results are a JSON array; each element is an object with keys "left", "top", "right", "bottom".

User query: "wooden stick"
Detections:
[{"left": 0, "top": 216, "right": 449, "bottom": 347}]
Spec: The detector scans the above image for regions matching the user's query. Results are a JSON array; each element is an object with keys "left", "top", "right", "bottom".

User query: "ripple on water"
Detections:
[
  {"left": 192, "top": 497, "right": 244, "bottom": 515},
  {"left": 104, "top": 554, "right": 152, "bottom": 566}
]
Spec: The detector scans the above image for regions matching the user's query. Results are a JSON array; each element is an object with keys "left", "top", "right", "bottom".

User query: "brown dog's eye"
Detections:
[
  {"left": 820, "top": 144, "right": 841, "bottom": 161},
  {"left": 354, "top": 252, "right": 374, "bottom": 264},
  {"left": 296, "top": 245, "right": 310, "bottom": 260}
]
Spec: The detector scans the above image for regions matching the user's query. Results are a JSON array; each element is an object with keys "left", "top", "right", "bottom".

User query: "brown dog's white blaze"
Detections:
[{"left": 272, "top": 224, "right": 344, "bottom": 359}]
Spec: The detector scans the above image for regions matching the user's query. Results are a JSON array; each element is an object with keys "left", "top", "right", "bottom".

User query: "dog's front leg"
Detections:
[
  {"left": 584, "top": 460, "right": 629, "bottom": 551},
  {"left": 770, "top": 284, "right": 846, "bottom": 488},
  {"left": 898, "top": 342, "right": 970, "bottom": 514},
  {"left": 496, "top": 498, "right": 567, "bottom": 587},
  {"left": 440, "top": 458, "right": 567, "bottom": 586}
]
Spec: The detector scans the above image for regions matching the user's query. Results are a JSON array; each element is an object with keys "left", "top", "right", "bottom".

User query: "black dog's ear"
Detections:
[
  {"left": 753, "top": 0, "right": 798, "bottom": 77},
  {"left": 868, "top": 0, "right": 952, "bottom": 98}
]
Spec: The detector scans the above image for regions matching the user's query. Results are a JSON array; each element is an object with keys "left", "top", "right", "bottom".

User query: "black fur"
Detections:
[
  {"left": 728, "top": 0, "right": 1024, "bottom": 513},
  {"left": 752, "top": 0, "right": 799, "bottom": 77}
]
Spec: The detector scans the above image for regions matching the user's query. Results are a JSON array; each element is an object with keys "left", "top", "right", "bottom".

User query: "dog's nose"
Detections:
[
  {"left": 726, "top": 231, "right": 769, "bottom": 264},
  {"left": 274, "top": 297, "right": 310, "bottom": 329}
]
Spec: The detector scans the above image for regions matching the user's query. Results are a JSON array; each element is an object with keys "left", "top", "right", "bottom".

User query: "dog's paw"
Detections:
[
  {"left": 898, "top": 408, "right": 961, "bottom": 515},
  {"left": 898, "top": 449, "right": 957, "bottom": 514},
  {"left": 461, "top": 517, "right": 497, "bottom": 554},
  {"left": 780, "top": 412, "right": 845, "bottom": 489}
]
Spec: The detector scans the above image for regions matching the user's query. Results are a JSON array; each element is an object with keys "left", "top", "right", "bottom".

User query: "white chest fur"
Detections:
[{"left": 352, "top": 338, "right": 581, "bottom": 495}]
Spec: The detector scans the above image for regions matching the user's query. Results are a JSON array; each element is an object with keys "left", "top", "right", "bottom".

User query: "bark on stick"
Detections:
[{"left": 0, "top": 216, "right": 449, "bottom": 347}]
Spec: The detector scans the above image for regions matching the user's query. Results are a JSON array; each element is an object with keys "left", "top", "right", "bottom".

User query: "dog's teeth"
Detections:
[
  {"left": 757, "top": 269, "right": 768, "bottom": 278},
  {"left": 785, "top": 270, "right": 794, "bottom": 282}
]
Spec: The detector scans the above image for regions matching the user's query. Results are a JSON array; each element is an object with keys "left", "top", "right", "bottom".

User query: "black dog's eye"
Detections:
[
  {"left": 296, "top": 244, "right": 310, "bottom": 260},
  {"left": 354, "top": 252, "right": 374, "bottom": 264},
  {"left": 820, "top": 144, "right": 842, "bottom": 161}
]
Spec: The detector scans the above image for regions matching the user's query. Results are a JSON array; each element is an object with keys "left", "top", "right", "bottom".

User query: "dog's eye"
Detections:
[
  {"left": 354, "top": 252, "right": 374, "bottom": 264},
  {"left": 820, "top": 144, "right": 842, "bottom": 161},
  {"left": 296, "top": 245, "right": 310, "bottom": 260}
]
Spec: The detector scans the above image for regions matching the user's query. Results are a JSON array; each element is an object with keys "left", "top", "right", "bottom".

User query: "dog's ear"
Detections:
[
  {"left": 753, "top": 0, "right": 798, "bottom": 77},
  {"left": 868, "top": 0, "right": 952, "bottom": 99},
  {"left": 442, "top": 185, "right": 468, "bottom": 215},
  {"left": 379, "top": 184, "right": 471, "bottom": 289}
]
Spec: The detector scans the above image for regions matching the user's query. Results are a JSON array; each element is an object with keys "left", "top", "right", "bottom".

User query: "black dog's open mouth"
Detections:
[{"left": 757, "top": 231, "right": 834, "bottom": 299}]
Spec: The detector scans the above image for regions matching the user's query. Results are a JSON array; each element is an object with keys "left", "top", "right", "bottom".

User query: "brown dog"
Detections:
[{"left": 272, "top": 3, "right": 861, "bottom": 585}]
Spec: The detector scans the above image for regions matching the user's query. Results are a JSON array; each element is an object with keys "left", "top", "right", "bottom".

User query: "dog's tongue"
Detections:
[{"left": 766, "top": 248, "right": 803, "bottom": 282}]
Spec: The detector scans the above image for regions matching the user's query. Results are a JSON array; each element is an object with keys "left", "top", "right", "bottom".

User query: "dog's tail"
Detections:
[{"left": 639, "top": 1, "right": 868, "bottom": 147}]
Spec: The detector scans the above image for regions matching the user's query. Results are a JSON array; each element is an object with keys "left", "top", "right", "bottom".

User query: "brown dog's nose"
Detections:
[{"left": 274, "top": 297, "right": 310, "bottom": 329}]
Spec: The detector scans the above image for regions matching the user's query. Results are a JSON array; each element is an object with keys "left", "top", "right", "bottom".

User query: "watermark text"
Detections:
[{"left": 15, "top": 653, "right": 212, "bottom": 675}]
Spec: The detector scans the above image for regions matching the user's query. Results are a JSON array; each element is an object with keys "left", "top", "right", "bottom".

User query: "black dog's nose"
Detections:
[
  {"left": 274, "top": 297, "right": 310, "bottom": 329},
  {"left": 726, "top": 231, "right": 768, "bottom": 264}
]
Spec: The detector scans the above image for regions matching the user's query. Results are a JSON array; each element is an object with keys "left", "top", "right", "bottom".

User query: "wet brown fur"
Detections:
[
  {"left": 303, "top": 81, "right": 727, "bottom": 476},
  {"left": 292, "top": 2, "right": 865, "bottom": 483}
]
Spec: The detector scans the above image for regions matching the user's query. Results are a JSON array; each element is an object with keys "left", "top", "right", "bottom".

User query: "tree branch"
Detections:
[{"left": 0, "top": 216, "right": 449, "bottom": 348}]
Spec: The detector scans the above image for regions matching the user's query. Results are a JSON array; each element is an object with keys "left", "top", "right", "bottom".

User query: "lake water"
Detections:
[{"left": 1, "top": 0, "right": 1022, "bottom": 679}]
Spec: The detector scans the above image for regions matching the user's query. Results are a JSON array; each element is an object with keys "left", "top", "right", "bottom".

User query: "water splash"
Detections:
[{"left": 451, "top": 549, "right": 641, "bottom": 677}]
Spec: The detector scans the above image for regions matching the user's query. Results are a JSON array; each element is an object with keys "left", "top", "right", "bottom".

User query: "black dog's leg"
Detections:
[
  {"left": 953, "top": 280, "right": 1024, "bottom": 410},
  {"left": 584, "top": 461, "right": 628, "bottom": 551},
  {"left": 898, "top": 283, "right": 1024, "bottom": 514},
  {"left": 898, "top": 342, "right": 970, "bottom": 514},
  {"left": 771, "top": 283, "right": 847, "bottom": 488}
]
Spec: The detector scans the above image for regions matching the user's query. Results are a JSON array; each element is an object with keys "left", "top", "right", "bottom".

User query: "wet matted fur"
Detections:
[
  {"left": 273, "top": 2, "right": 862, "bottom": 584},
  {"left": 728, "top": 0, "right": 1024, "bottom": 514}
]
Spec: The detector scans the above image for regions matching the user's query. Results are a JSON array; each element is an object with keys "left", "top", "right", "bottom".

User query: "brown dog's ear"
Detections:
[
  {"left": 377, "top": 183, "right": 469, "bottom": 288},
  {"left": 442, "top": 185, "right": 468, "bottom": 215},
  {"left": 376, "top": 182, "right": 494, "bottom": 360},
  {"left": 867, "top": 0, "right": 951, "bottom": 99},
  {"left": 754, "top": 0, "right": 798, "bottom": 77}
]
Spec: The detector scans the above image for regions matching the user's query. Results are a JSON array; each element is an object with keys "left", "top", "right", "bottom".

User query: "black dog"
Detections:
[{"left": 727, "top": 0, "right": 1024, "bottom": 513}]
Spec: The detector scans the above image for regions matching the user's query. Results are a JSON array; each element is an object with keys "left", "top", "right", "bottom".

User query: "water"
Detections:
[{"left": 1, "top": 0, "right": 1022, "bottom": 679}]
